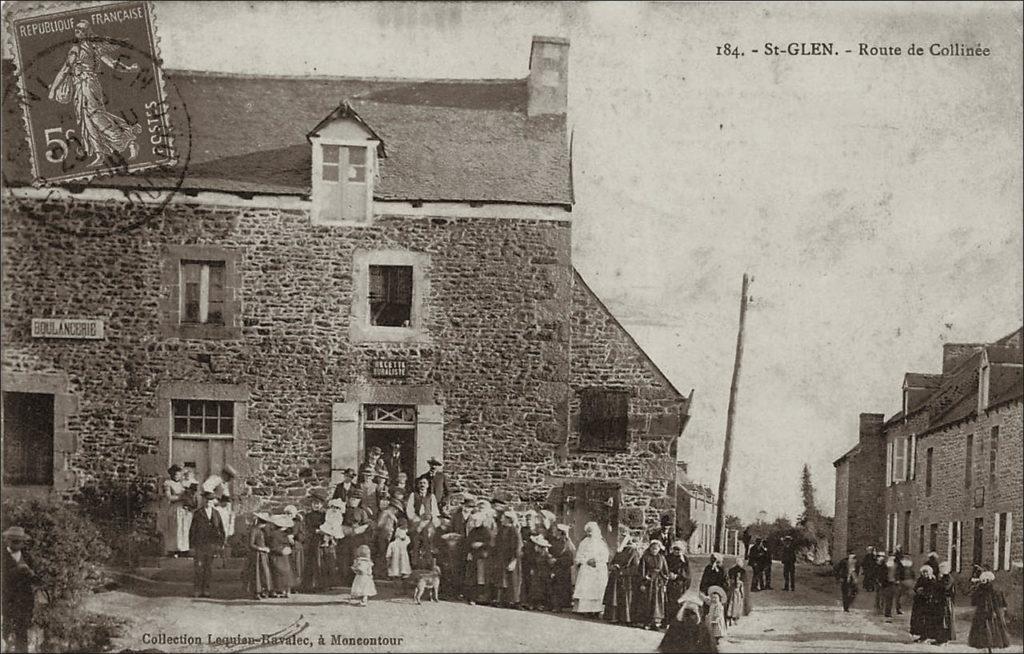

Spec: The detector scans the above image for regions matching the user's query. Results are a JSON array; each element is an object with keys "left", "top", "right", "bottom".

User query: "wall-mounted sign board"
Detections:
[
  {"left": 372, "top": 359, "right": 406, "bottom": 378},
  {"left": 31, "top": 318, "right": 105, "bottom": 340}
]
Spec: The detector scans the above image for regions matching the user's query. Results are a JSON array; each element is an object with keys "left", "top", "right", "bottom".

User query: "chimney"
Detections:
[
  {"left": 528, "top": 35, "right": 569, "bottom": 116},
  {"left": 942, "top": 343, "right": 983, "bottom": 374},
  {"left": 858, "top": 413, "right": 884, "bottom": 444}
]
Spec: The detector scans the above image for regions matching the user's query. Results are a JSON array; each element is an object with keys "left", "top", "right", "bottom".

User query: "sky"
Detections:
[{"left": 152, "top": 1, "right": 1023, "bottom": 523}]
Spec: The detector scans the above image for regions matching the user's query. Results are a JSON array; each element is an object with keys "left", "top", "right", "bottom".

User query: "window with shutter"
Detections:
[{"left": 578, "top": 389, "right": 629, "bottom": 452}]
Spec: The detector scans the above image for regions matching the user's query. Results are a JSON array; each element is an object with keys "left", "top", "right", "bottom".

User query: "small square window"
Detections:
[
  {"left": 578, "top": 389, "right": 629, "bottom": 452},
  {"left": 322, "top": 145, "right": 340, "bottom": 163},
  {"left": 322, "top": 164, "right": 339, "bottom": 182},
  {"left": 369, "top": 265, "right": 413, "bottom": 327}
]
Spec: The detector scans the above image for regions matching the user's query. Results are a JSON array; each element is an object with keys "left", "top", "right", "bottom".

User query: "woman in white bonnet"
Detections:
[
  {"left": 968, "top": 570, "right": 1010, "bottom": 652},
  {"left": 573, "top": 521, "right": 610, "bottom": 616}
]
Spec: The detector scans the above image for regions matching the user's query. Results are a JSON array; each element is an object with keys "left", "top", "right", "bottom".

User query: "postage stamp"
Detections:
[{"left": 5, "top": 1, "right": 176, "bottom": 185}]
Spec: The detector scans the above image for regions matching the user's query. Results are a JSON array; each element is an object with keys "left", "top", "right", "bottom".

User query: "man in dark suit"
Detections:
[
  {"left": 781, "top": 535, "right": 797, "bottom": 590},
  {"left": 189, "top": 491, "right": 225, "bottom": 597},
  {"left": 648, "top": 513, "right": 674, "bottom": 546},
  {"left": 417, "top": 458, "right": 450, "bottom": 512},
  {"left": 450, "top": 496, "right": 476, "bottom": 537},
  {"left": 331, "top": 468, "right": 356, "bottom": 502},
  {"left": 2, "top": 526, "right": 36, "bottom": 653}
]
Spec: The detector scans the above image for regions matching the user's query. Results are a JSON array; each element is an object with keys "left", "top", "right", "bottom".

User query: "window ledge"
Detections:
[
  {"left": 165, "top": 324, "right": 242, "bottom": 340},
  {"left": 173, "top": 433, "right": 236, "bottom": 441},
  {"left": 351, "top": 324, "right": 431, "bottom": 345}
]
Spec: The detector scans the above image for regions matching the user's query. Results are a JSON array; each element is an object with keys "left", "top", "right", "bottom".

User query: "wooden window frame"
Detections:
[{"left": 161, "top": 245, "right": 241, "bottom": 340}]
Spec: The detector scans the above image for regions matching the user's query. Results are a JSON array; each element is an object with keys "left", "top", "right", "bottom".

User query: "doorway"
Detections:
[
  {"left": 362, "top": 404, "right": 416, "bottom": 486},
  {"left": 2, "top": 392, "right": 55, "bottom": 486},
  {"left": 972, "top": 517, "right": 984, "bottom": 566},
  {"left": 558, "top": 481, "right": 620, "bottom": 550},
  {"left": 171, "top": 437, "right": 231, "bottom": 486}
]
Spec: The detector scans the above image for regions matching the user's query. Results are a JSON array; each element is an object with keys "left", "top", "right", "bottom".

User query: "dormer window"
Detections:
[
  {"left": 308, "top": 103, "right": 384, "bottom": 226},
  {"left": 317, "top": 143, "right": 372, "bottom": 223}
]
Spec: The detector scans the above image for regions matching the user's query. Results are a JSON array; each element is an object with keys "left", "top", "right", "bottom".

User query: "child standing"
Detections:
[
  {"left": 351, "top": 544, "right": 377, "bottom": 606},
  {"left": 706, "top": 586, "right": 728, "bottom": 644},
  {"left": 387, "top": 527, "right": 412, "bottom": 579}
]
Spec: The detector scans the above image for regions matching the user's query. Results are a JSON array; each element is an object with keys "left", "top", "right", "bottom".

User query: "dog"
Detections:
[{"left": 412, "top": 565, "right": 442, "bottom": 605}]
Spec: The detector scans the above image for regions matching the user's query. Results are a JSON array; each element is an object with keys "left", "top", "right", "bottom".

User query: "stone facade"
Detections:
[
  {"left": 835, "top": 328, "right": 1022, "bottom": 622},
  {"left": 832, "top": 413, "right": 886, "bottom": 556},
  {"left": 1, "top": 194, "right": 689, "bottom": 536}
]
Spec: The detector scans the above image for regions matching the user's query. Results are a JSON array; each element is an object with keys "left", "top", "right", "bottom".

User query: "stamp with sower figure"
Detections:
[{"left": 6, "top": 1, "right": 175, "bottom": 186}]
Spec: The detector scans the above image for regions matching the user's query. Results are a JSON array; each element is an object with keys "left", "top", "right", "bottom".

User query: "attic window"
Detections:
[{"left": 316, "top": 143, "right": 372, "bottom": 223}]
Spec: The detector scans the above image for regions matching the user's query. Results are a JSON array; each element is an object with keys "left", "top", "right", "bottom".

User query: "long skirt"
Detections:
[
  {"left": 641, "top": 581, "right": 668, "bottom": 624},
  {"left": 162, "top": 505, "right": 192, "bottom": 553},
  {"left": 932, "top": 598, "right": 956, "bottom": 642},
  {"left": 603, "top": 574, "right": 638, "bottom": 623},
  {"left": 968, "top": 605, "right": 1010, "bottom": 649},
  {"left": 351, "top": 573, "right": 377, "bottom": 598},
  {"left": 303, "top": 543, "right": 335, "bottom": 591},
  {"left": 666, "top": 578, "right": 688, "bottom": 612},
  {"left": 269, "top": 553, "right": 294, "bottom": 592},
  {"left": 659, "top": 613, "right": 718, "bottom": 654},
  {"left": 290, "top": 544, "right": 305, "bottom": 583},
  {"left": 244, "top": 551, "right": 272, "bottom": 598},
  {"left": 550, "top": 565, "right": 575, "bottom": 611},
  {"left": 910, "top": 594, "right": 932, "bottom": 637},
  {"left": 727, "top": 586, "right": 744, "bottom": 621}
]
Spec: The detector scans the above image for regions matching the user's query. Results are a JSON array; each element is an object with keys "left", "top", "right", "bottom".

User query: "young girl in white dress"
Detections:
[
  {"left": 351, "top": 544, "right": 377, "bottom": 606},
  {"left": 387, "top": 526, "right": 412, "bottom": 578}
]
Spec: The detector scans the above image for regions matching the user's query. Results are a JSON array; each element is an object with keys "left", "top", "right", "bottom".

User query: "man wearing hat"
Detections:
[
  {"left": 331, "top": 468, "right": 356, "bottom": 502},
  {"left": 189, "top": 491, "right": 225, "bottom": 597},
  {"left": 451, "top": 495, "right": 477, "bottom": 538},
  {"left": 781, "top": 535, "right": 797, "bottom": 591},
  {"left": 417, "top": 457, "right": 450, "bottom": 509},
  {"left": 356, "top": 466, "right": 380, "bottom": 517},
  {"left": 649, "top": 514, "right": 675, "bottom": 547},
  {"left": 384, "top": 441, "right": 404, "bottom": 484},
  {"left": 3, "top": 526, "right": 36, "bottom": 653}
]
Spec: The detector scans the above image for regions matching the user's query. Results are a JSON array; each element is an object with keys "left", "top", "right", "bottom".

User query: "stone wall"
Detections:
[
  {"left": 556, "top": 273, "right": 689, "bottom": 529},
  {"left": 833, "top": 455, "right": 850, "bottom": 557},
  {"left": 1, "top": 195, "right": 687, "bottom": 531},
  {"left": 844, "top": 413, "right": 886, "bottom": 554}
]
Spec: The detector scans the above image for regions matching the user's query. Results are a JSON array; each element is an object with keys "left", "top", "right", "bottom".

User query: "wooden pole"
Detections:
[{"left": 715, "top": 273, "right": 750, "bottom": 553}]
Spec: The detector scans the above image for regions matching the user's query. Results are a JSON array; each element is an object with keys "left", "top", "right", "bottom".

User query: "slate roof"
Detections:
[
  {"left": 1, "top": 62, "right": 573, "bottom": 206},
  {"left": 904, "top": 373, "right": 942, "bottom": 388}
]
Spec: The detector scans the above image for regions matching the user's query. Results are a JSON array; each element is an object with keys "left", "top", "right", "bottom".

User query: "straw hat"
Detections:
[
  {"left": 269, "top": 514, "right": 294, "bottom": 529},
  {"left": 530, "top": 535, "right": 552, "bottom": 548},
  {"left": 707, "top": 585, "right": 727, "bottom": 601},
  {"left": 283, "top": 505, "right": 299, "bottom": 516},
  {"left": 253, "top": 512, "right": 272, "bottom": 523},
  {"left": 2, "top": 526, "right": 29, "bottom": 541}
]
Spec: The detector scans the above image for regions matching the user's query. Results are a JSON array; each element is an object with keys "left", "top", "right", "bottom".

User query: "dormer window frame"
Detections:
[
  {"left": 311, "top": 135, "right": 377, "bottom": 226},
  {"left": 978, "top": 358, "right": 991, "bottom": 414}
]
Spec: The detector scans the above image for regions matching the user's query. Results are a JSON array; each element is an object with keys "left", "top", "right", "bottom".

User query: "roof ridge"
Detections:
[{"left": 163, "top": 67, "right": 524, "bottom": 85}]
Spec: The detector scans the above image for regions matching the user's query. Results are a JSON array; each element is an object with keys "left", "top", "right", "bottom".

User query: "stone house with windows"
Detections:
[
  {"left": 833, "top": 327, "right": 1022, "bottom": 591},
  {"left": 0, "top": 36, "right": 692, "bottom": 544}
]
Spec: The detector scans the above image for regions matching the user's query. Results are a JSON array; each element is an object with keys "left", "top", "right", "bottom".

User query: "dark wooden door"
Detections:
[{"left": 2, "top": 392, "right": 54, "bottom": 486}]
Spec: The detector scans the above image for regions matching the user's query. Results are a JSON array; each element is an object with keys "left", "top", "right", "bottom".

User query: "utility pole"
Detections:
[{"left": 715, "top": 273, "right": 751, "bottom": 553}]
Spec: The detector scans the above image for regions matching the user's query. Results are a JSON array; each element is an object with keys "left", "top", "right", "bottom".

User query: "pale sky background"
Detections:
[{"left": 151, "top": 1, "right": 1023, "bottom": 523}]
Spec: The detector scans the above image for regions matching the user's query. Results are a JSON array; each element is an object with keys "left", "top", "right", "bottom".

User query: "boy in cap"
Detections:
[
  {"left": 356, "top": 466, "right": 380, "bottom": 517},
  {"left": 2, "top": 526, "right": 36, "bottom": 653}
]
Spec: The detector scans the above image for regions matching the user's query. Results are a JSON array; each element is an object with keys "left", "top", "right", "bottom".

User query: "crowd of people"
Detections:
[{"left": 835, "top": 545, "right": 1013, "bottom": 651}]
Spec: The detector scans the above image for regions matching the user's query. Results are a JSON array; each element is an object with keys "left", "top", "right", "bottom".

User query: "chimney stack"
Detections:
[
  {"left": 528, "top": 35, "right": 569, "bottom": 116},
  {"left": 858, "top": 413, "right": 884, "bottom": 444}
]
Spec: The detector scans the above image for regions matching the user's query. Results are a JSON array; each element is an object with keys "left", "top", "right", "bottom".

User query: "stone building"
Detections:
[
  {"left": 834, "top": 327, "right": 1022, "bottom": 589},
  {"left": 0, "top": 36, "right": 692, "bottom": 542}
]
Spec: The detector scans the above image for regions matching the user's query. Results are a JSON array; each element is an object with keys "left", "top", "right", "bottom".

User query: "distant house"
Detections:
[
  {"left": 674, "top": 472, "right": 740, "bottom": 556},
  {"left": 0, "top": 36, "right": 692, "bottom": 542},
  {"left": 834, "top": 327, "right": 1022, "bottom": 586}
]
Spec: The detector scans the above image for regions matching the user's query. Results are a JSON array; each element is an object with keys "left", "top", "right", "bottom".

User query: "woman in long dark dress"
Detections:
[
  {"left": 464, "top": 509, "right": 494, "bottom": 605},
  {"left": 266, "top": 515, "right": 296, "bottom": 597},
  {"left": 525, "top": 535, "right": 555, "bottom": 610},
  {"left": 244, "top": 513, "right": 272, "bottom": 599},
  {"left": 665, "top": 541, "right": 691, "bottom": 611},
  {"left": 968, "top": 571, "right": 1010, "bottom": 652},
  {"left": 639, "top": 540, "right": 671, "bottom": 629},
  {"left": 659, "top": 591, "right": 717, "bottom": 654},
  {"left": 931, "top": 561, "right": 956, "bottom": 645},
  {"left": 910, "top": 565, "right": 936, "bottom": 642},
  {"left": 699, "top": 554, "right": 728, "bottom": 595},
  {"left": 603, "top": 527, "right": 642, "bottom": 625},
  {"left": 548, "top": 524, "right": 576, "bottom": 612},
  {"left": 492, "top": 512, "right": 524, "bottom": 608},
  {"left": 284, "top": 505, "right": 305, "bottom": 588}
]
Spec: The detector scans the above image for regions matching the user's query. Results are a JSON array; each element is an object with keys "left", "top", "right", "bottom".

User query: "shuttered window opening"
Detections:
[
  {"left": 2, "top": 392, "right": 54, "bottom": 486},
  {"left": 369, "top": 265, "right": 413, "bottom": 327},
  {"left": 578, "top": 388, "right": 629, "bottom": 452}
]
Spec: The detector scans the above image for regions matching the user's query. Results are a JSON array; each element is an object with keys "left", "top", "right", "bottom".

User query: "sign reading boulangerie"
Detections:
[{"left": 32, "top": 318, "right": 105, "bottom": 339}]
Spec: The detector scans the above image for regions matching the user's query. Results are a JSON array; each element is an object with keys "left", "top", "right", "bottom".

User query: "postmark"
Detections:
[{"left": 6, "top": 1, "right": 176, "bottom": 185}]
